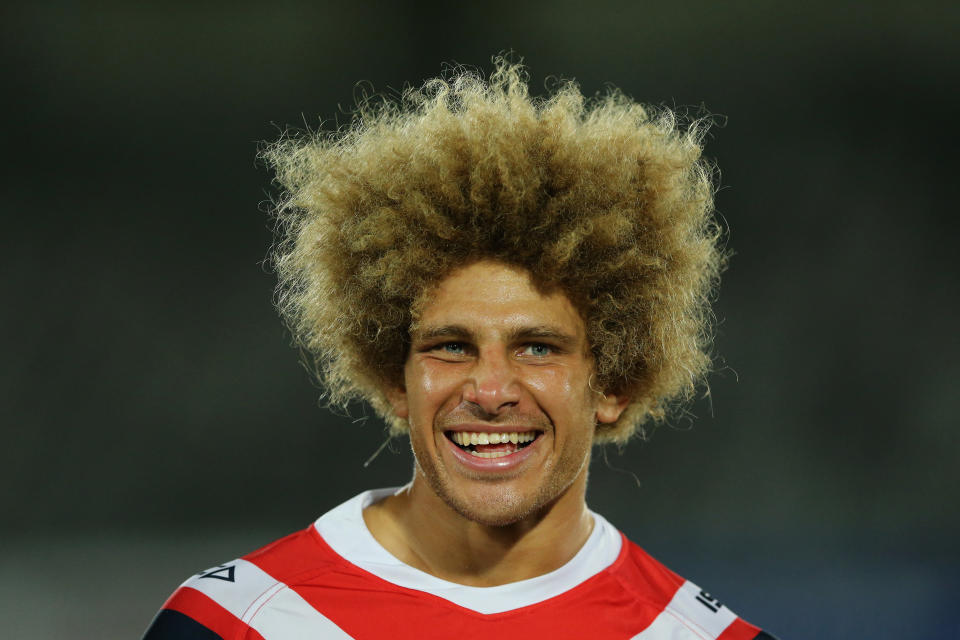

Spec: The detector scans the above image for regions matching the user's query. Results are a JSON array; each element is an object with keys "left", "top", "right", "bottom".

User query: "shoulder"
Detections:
[
  {"left": 607, "top": 537, "right": 779, "bottom": 640},
  {"left": 142, "top": 525, "right": 352, "bottom": 640},
  {"left": 142, "top": 490, "right": 394, "bottom": 640}
]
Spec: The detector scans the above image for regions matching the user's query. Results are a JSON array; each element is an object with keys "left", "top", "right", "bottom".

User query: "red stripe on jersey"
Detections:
[
  {"left": 244, "top": 621, "right": 267, "bottom": 639},
  {"left": 236, "top": 523, "right": 756, "bottom": 640},
  {"left": 244, "top": 529, "right": 670, "bottom": 639},
  {"left": 717, "top": 616, "right": 763, "bottom": 640},
  {"left": 613, "top": 535, "right": 686, "bottom": 605},
  {"left": 287, "top": 568, "right": 668, "bottom": 639},
  {"left": 244, "top": 526, "right": 339, "bottom": 581},
  {"left": 163, "top": 586, "right": 265, "bottom": 640}
]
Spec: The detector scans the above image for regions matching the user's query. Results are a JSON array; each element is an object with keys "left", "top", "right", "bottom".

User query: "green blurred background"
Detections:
[{"left": 2, "top": 1, "right": 958, "bottom": 638}]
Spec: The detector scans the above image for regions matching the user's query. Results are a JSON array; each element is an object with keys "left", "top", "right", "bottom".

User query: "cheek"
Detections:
[
  {"left": 525, "top": 368, "right": 596, "bottom": 413},
  {"left": 406, "top": 362, "right": 463, "bottom": 416},
  {"left": 418, "top": 367, "right": 444, "bottom": 397},
  {"left": 524, "top": 367, "right": 569, "bottom": 393}
]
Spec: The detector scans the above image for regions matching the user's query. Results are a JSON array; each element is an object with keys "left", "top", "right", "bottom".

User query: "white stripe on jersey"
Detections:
[
  {"left": 631, "top": 580, "right": 737, "bottom": 639},
  {"left": 181, "top": 558, "right": 355, "bottom": 639},
  {"left": 246, "top": 587, "right": 355, "bottom": 639}
]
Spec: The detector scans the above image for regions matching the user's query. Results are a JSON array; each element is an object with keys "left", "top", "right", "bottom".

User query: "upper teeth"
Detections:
[{"left": 450, "top": 431, "right": 538, "bottom": 446}]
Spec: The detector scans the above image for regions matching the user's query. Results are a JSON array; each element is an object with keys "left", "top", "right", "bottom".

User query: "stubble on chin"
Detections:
[{"left": 413, "top": 453, "right": 586, "bottom": 529}]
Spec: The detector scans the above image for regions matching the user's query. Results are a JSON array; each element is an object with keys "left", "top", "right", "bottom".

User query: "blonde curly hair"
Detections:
[{"left": 264, "top": 60, "right": 723, "bottom": 444}]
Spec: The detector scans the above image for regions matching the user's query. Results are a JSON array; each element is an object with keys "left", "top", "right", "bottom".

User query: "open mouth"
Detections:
[{"left": 446, "top": 430, "right": 542, "bottom": 459}]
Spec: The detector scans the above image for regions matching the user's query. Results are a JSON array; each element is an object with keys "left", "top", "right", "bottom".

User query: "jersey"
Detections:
[{"left": 143, "top": 489, "right": 777, "bottom": 640}]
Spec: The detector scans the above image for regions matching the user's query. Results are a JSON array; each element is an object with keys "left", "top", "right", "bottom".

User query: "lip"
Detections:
[{"left": 442, "top": 429, "right": 544, "bottom": 472}]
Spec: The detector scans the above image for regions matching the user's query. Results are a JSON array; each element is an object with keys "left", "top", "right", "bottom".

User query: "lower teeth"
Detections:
[{"left": 469, "top": 450, "right": 512, "bottom": 459}]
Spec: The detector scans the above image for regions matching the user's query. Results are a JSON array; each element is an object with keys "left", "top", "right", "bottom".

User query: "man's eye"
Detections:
[
  {"left": 521, "top": 343, "right": 552, "bottom": 357},
  {"left": 439, "top": 342, "right": 466, "bottom": 355}
]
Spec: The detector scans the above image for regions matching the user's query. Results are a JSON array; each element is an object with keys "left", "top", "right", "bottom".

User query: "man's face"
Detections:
[{"left": 388, "top": 260, "right": 627, "bottom": 526}]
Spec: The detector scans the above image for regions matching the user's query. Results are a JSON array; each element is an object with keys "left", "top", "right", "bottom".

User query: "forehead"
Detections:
[{"left": 412, "top": 261, "right": 586, "bottom": 339}]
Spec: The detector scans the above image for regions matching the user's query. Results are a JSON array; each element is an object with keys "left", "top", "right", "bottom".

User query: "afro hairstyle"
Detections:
[{"left": 264, "top": 59, "right": 724, "bottom": 444}]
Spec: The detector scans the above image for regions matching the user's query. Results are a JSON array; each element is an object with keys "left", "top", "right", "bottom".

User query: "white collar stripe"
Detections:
[{"left": 314, "top": 488, "right": 623, "bottom": 615}]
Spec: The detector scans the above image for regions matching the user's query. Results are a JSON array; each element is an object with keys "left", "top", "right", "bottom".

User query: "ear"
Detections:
[
  {"left": 385, "top": 384, "right": 409, "bottom": 420},
  {"left": 596, "top": 392, "right": 630, "bottom": 424}
]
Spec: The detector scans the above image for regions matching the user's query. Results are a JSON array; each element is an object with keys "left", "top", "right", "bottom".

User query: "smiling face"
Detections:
[{"left": 388, "top": 260, "right": 628, "bottom": 527}]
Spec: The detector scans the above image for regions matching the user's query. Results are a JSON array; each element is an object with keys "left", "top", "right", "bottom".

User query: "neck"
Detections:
[{"left": 363, "top": 469, "right": 593, "bottom": 587}]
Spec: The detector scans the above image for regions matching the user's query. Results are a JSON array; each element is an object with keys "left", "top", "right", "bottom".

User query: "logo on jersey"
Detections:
[
  {"left": 198, "top": 565, "right": 236, "bottom": 582},
  {"left": 695, "top": 590, "right": 723, "bottom": 613}
]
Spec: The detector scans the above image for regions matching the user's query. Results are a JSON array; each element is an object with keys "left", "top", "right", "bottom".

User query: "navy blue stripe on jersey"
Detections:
[
  {"left": 754, "top": 631, "right": 780, "bottom": 640},
  {"left": 142, "top": 609, "right": 222, "bottom": 640}
]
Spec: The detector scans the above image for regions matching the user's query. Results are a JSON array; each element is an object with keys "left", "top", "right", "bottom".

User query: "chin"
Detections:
[
  {"left": 442, "top": 484, "right": 555, "bottom": 528},
  {"left": 449, "top": 500, "right": 533, "bottom": 527}
]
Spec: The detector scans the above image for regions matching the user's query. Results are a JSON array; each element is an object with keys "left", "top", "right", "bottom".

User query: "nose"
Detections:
[{"left": 462, "top": 346, "right": 521, "bottom": 416}]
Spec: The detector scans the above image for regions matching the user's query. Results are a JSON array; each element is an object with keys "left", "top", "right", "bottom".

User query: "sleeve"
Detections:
[
  {"left": 142, "top": 607, "right": 224, "bottom": 639},
  {"left": 658, "top": 580, "right": 780, "bottom": 640},
  {"left": 140, "top": 562, "right": 267, "bottom": 640},
  {"left": 716, "top": 617, "right": 781, "bottom": 640}
]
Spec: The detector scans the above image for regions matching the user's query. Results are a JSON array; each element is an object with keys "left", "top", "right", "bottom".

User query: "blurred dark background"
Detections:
[{"left": 2, "top": 1, "right": 958, "bottom": 638}]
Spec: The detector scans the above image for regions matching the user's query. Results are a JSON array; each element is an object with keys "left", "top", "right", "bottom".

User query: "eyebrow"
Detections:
[
  {"left": 508, "top": 326, "right": 578, "bottom": 348},
  {"left": 413, "top": 324, "right": 472, "bottom": 342},
  {"left": 412, "top": 324, "right": 579, "bottom": 349}
]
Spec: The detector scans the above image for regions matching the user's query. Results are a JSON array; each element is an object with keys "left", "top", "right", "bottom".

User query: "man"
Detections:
[{"left": 143, "top": 61, "right": 777, "bottom": 639}]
